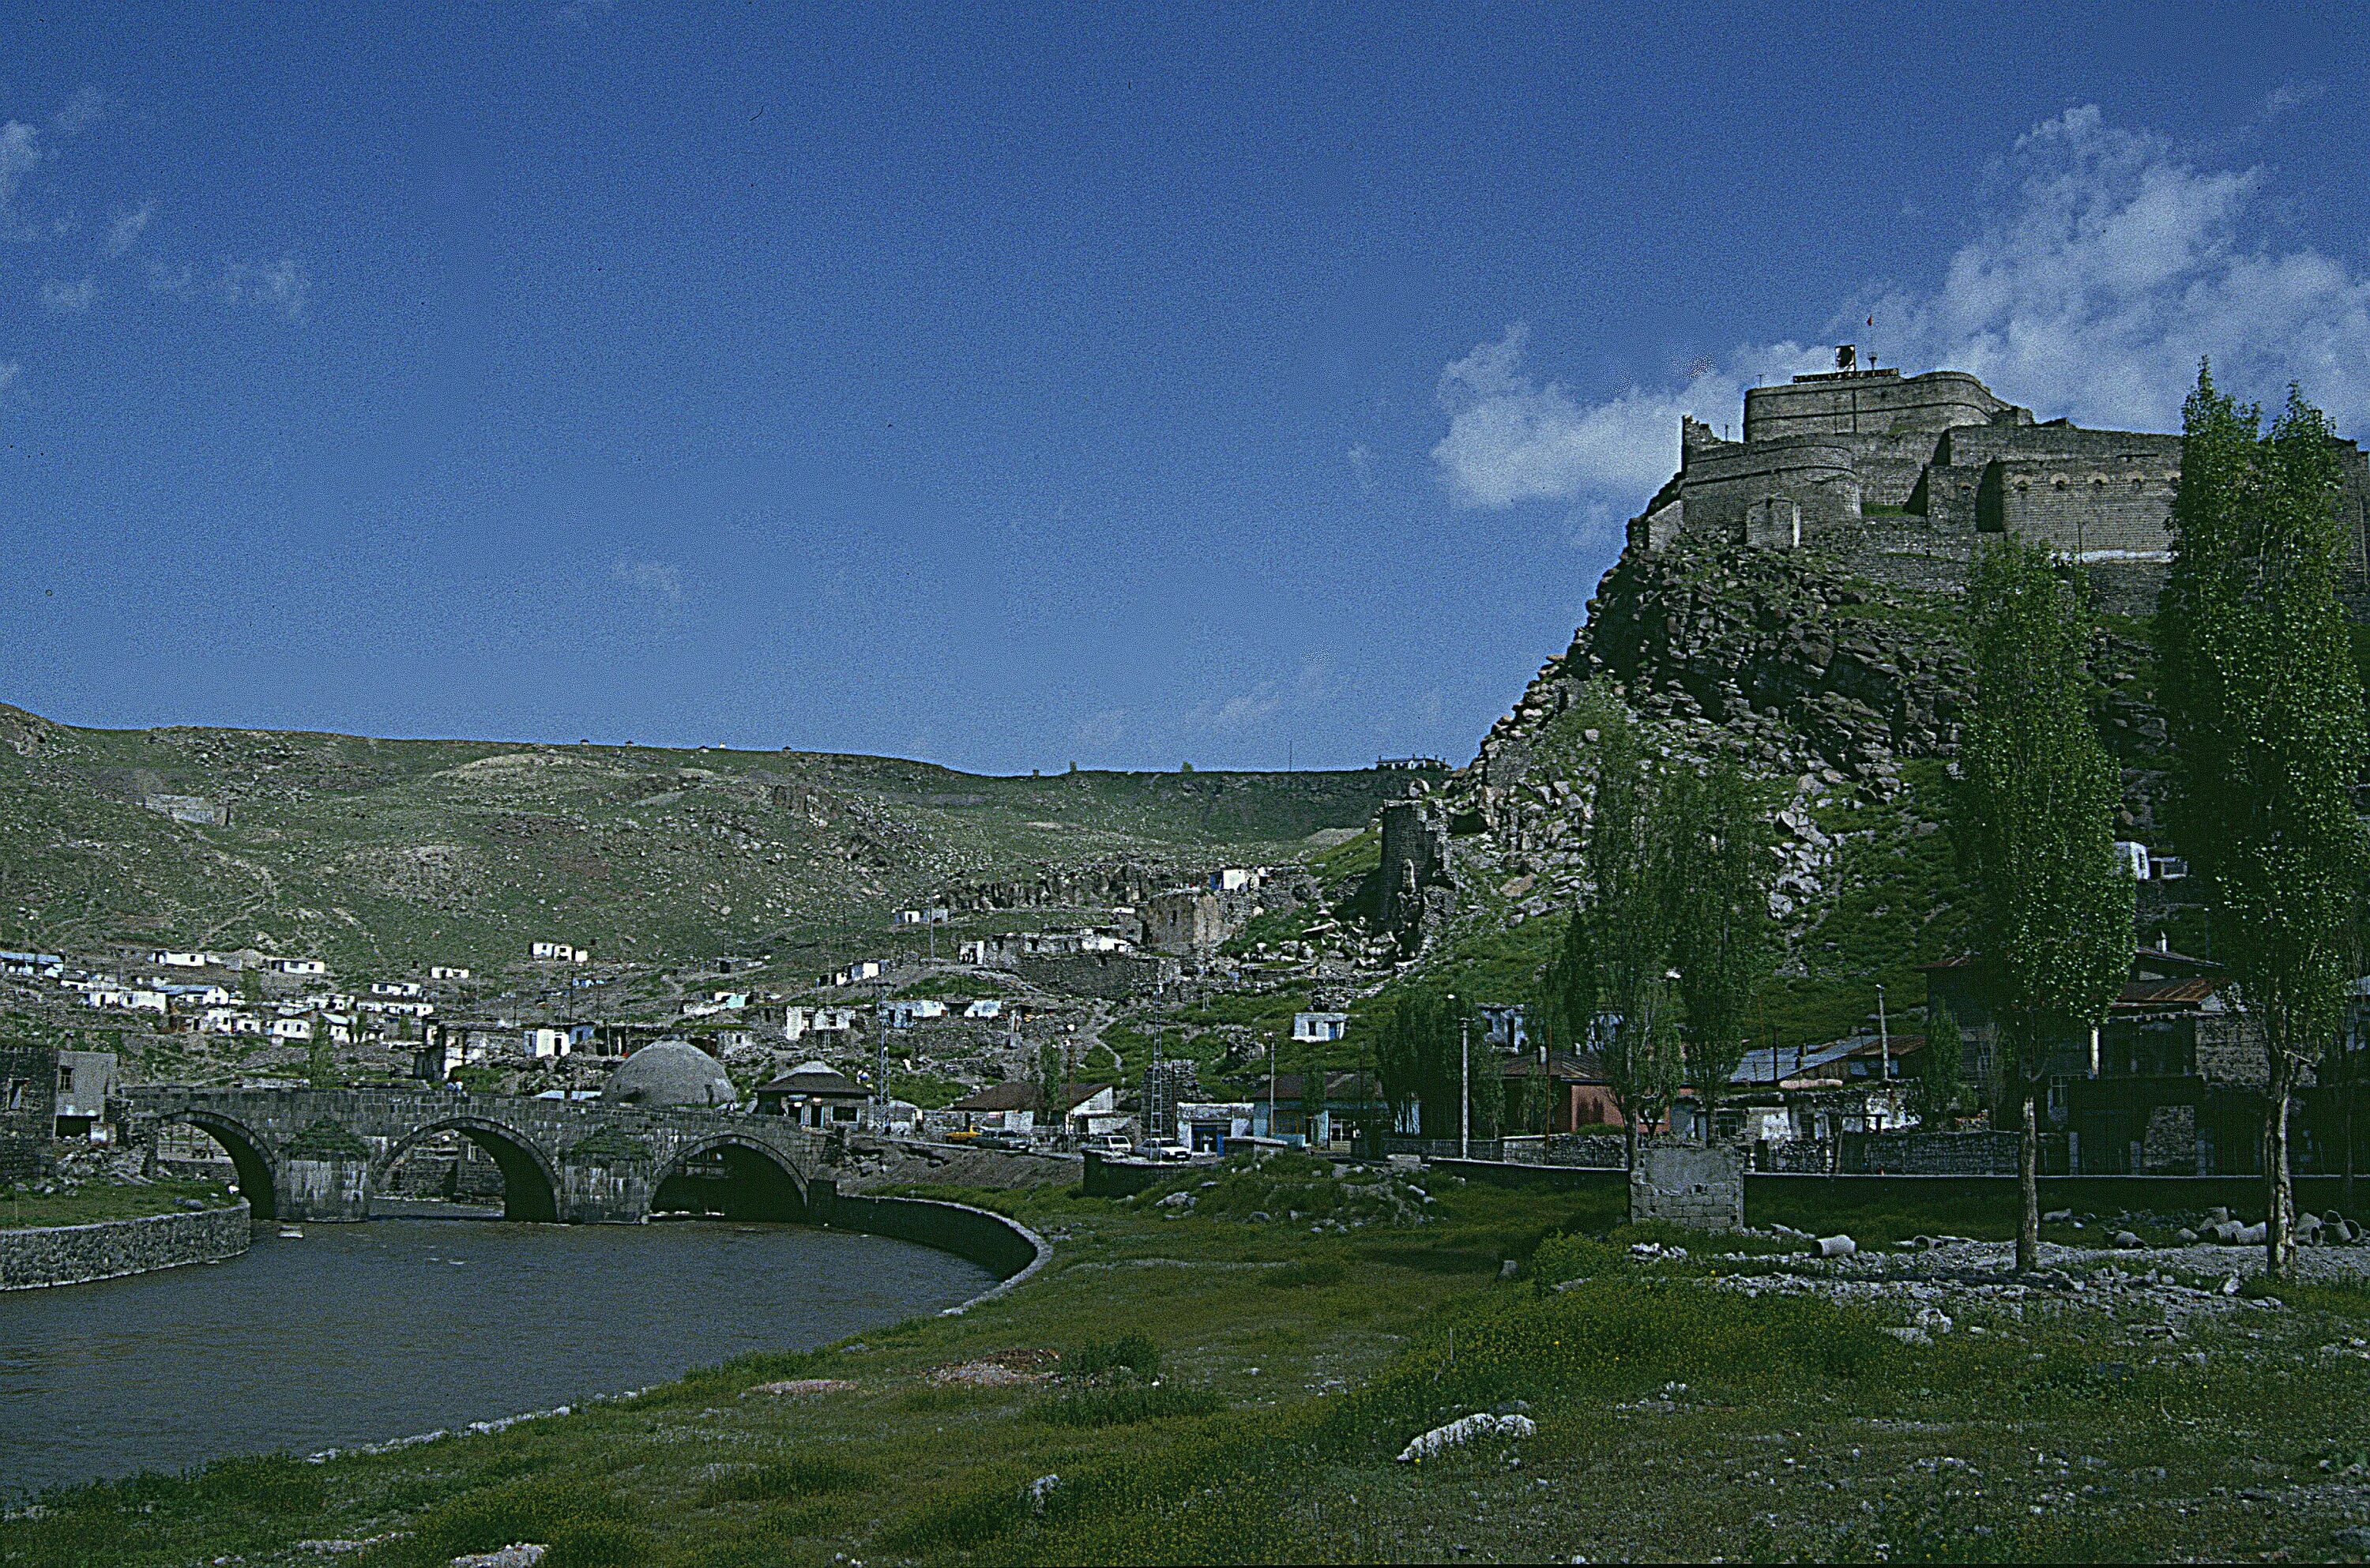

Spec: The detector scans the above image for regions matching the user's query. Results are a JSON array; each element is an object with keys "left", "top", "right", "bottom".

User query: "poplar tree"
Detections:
[
  {"left": 1556, "top": 706, "right": 1682, "bottom": 1169},
  {"left": 1962, "top": 536, "right": 2134, "bottom": 1274},
  {"left": 1662, "top": 759, "right": 1776, "bottom": 1141},
  {"left": 2158, "top": 368, "right": 2366, "bottom": 1277}
]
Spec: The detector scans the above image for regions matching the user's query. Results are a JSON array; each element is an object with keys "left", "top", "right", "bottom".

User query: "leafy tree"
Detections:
[
  {"left": 1661, "top": 759, "right": 1776, "bottom": 1141},
  {"left": 1556, "top": 705, "right": 1683, "bottom": 1169},
  {"left": 2158, "top": 368, "right": 2368, "bottom": 1276},
  {"left": 1910, "top": 1008, "right": 1965, "bottom": 1128},
  {"left": 1372, "top": 990, "right": 1469, "bottom": 1142},
  {"left": 306, "top": 1012, "right": 342, "bottom": 1088},
  {"left": 1961, "top": 535, "right": 2135, "bottom": 1274}
]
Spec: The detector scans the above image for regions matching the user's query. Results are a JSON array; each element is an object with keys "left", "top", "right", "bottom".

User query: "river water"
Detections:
[{"left": 0, "top": 1216, "right": 995, "bottom": 1498}]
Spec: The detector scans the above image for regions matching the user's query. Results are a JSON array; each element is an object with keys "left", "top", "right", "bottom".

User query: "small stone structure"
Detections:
[
  {"left": 1374, "top": 798, "right": 1455, "bottom": 951},
  {"left": 1629, "top": 1142, "right": 1745, "bottom": 1231},
  {"left": 0, "top": 1198, "right": 251, "bottom": 1290},
  {"left": 0, "top": 1040, "right": 58, "bottom": 1185}
]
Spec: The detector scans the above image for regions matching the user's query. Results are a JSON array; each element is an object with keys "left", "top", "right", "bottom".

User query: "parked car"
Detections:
[
  {"left": 1143, "top": 1141, "right": 1194, "bottom": 1163},
  {"left": 1078, "top": 1134, "right": 1133, "bottom": 1160}
]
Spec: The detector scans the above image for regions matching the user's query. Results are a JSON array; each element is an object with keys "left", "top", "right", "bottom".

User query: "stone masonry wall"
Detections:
[
  {"left": 1629, "top": 1142, "right": 1744, "bottom": 1230},
  {"left": 0, "top": 1198, "right": 250, "bottom": 1290}
]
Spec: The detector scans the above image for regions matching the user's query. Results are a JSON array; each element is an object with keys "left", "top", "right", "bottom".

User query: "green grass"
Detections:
[
  {"left": 0, "top": 1179, "right": 231, "bottom": 1230},
  {"left": 13, "top": 1168, "right": 2370, "bottom": 1565}
]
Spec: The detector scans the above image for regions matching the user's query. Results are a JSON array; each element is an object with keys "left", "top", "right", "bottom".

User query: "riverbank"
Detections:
[
  {"left": 0, "top": 1198, "right": 250, "bottom": 1291},
  {"left": 0, "top": 1178, "right": 230, "bottom": 1230},
  {"left": 10, "top": 1156, "right": 2370, "bottom": 1563}
]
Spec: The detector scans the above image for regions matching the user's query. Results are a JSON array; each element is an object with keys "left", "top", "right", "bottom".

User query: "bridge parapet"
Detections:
[{"left": 114, "top": 1087, "right": 829, "bottom": 1225}]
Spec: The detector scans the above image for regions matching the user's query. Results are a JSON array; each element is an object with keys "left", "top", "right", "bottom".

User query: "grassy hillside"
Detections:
[{"left": 0, "top": 705, "right": 1406, "bottom": 975}]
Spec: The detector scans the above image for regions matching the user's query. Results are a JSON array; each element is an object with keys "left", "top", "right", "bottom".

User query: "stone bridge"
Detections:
[{"left": 113, "top": 1086, "right": 831, "bottom": 1225}]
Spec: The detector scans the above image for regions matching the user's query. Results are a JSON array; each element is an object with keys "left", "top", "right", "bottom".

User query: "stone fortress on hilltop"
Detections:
[{"left": 1630, "top": 348, "right": 2370, "bottom": 613}]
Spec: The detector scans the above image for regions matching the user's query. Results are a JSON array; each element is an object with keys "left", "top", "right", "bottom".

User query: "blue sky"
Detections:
[{"left": 4, "top": 5, "right": 2368, "bottom": 773}]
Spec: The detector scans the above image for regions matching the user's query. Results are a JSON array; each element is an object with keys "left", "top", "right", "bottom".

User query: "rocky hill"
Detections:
[
  {"left": 0, "top": 706, "right": 1409, "bottom": 976},
  {"left": 1378, "top": 532, "right": 2193, "bottom": 1045}
]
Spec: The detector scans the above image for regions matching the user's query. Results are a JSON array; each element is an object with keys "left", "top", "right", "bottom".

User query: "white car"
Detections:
[
  {"left": 1145, "top": 1141, "right": 1194, "bottom": 1163},
  {"left": 1079, "top": 1134, "right": 1133, "bottom": 1159}
]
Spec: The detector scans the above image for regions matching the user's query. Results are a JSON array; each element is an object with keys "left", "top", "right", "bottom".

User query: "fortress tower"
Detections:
[{"left": 1629, "top": 352, "right": 2370, "bottom": 614}]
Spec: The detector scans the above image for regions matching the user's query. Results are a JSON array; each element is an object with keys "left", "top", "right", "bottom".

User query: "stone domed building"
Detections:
[{"left": 601, "top": 1040, "right": 737, "bottom": 1109}]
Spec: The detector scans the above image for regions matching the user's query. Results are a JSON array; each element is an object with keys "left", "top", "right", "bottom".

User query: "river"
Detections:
[{"left": 0, "top": 1215, "right": 996, "bottom": 1498}]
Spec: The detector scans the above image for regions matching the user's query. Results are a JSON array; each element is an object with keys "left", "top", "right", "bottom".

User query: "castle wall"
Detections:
[{"left": 1744, "top": 369, "right": 2019, "bottom": 444}]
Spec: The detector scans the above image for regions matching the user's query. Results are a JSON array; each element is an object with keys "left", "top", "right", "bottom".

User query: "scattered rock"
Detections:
[
  {"left": 2112, "top": 1231, "right": 2144, "bottom": 1250},
  {"left": 1397, "top": 1412, "right": 1538, "bottom": 1463},
  {"left": 1817, "top": 1235, "right": 1856, "bottom": 1259},
  {"left": 748, "top": 1378, "right": 856, "bottom": 1397},
  {"left": 1499, "top": 1259, "right": 1521, "bottom": 1280},
  {"left": 930, "top": 1348, "right": 1061, "bottom": 1386},
  {"left": 451, "top": 1547, "right": 545, "bottom": 1568},
  {"left": 1025, "top": 1474, "right": 1061, "bottom": 1514},
  {"left": 2043, "top": 1209, "right": 2074, "bottom": 1224}
]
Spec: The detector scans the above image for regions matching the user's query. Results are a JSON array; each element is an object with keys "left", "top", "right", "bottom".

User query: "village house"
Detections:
[
  {"left": 269, "top": 957, "right": 328, "bottom": 976},
  {"left": 885, "top": 998, "right": 947, "bottom": 1028},
  {"left": 0, "top": 951, "right": 66, "bottom": 980},
  {"left": 530, "top": 941, "right": 589, "bottom": 964},
  {"left": 1291, "top": 1011, "right": 1349, "bottom": 1043},
  {"left": 754, "top": 1060, "right": 869, "bottom": 1126},
  {"left": 52, "top": 1050, "right": 117, "bottom": 1141},
  {"left": 270, "top": 1017, "right": 314, "bottom": 1043},
  {"left": 151, "top": 949, "right": 211, "bottom": 969},
  {"left": 428, "top": 964, "right": 471, "bottom": 981},
  {"left": 945, "top": 1081, "right": 1118, "bottom": 1139},
  {"left": 522, "top": 1027, "right": 572, "bottom": 1059},
  {"left": 963, "top": 998, "right": 1003, "bottom": 1020},
  {"left": 1247, "top": 1070, "right": 1383, "bottom": 1147}
]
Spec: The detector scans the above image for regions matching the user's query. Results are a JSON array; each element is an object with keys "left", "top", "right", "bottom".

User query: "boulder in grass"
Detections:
[{"left": 1817, "top": 1235, "right": 1856, "bottom": 1258}]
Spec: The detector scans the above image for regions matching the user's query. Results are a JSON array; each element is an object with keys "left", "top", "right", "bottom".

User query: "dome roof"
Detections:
[{"left": 602, "top": 1040, "right": 737, "bottom": 1109}]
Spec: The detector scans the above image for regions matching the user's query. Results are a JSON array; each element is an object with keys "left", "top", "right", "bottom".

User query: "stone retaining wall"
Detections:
[
  {"left": 0, "top": 1199, "right": 251, "bottom": 1291},
  {"left": 812, "top": 1185, "right": 1050, "bottom": 1299}
]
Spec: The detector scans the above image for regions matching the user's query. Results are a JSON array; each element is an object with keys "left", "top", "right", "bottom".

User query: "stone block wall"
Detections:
[
  {"left": 0, "top": 1198, "right": 250, "bottom": 1290},
  {"left": 1839, "top": 1130, "right": 2018, "bottom": 1175},
  {"left": 1014, "top": 951, "right": 1172, "bottom": 999},
  {"left": 1629, "top": 1142, "right": 1745, "bottom": 1230}
]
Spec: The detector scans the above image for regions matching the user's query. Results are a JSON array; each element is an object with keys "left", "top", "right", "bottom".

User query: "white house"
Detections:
[
  {"left": 964, "top": 998, "right": 1003, "bottom": 1020},
  {"left": 269, "top": 957, "right": 328, "bottom": 976},
  {"left": 270, "top": 1016, "right": 314, "bottom": 1042},
  {"left": 1292, "top": 1011, "right": 1349, "bottom": 1043},
  {"left": 886, "top": 998, "right": 946, "bottom": 1028},
  {"left": 198, "top": 1006, "right": 263, "bottom": 1036},
  {"left": 85, "top": 987, "right": 167, "bottom": 1013},
  {"left": 371, "top": 980, "right": 423, "bottom": 998},
  {"left": 811, "top": 1007, "right": 858, "bottom": 1033},
  {"left": 523, "top": 1027, "right": 572, "bottom": 1058},
  {"left": 832, "top": 960, "right": 884, "bottom": 986},
  {"left": 1209, "top": 868, "right": 1258, "bottom": 893},
  {"left": 152, "top": 949, "right": 210, "bottom": 969},
  {"left": 428, "top": 964, "right": 472, "bottom": 980}
]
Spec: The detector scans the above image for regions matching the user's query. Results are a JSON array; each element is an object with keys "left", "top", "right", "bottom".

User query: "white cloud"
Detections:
[
  {"left": 1184, "top": 653, "right": 1339, "bottom": 732},
  {"left": 2263, "top": 80, "right": 2327, "bottom": 119},
  {"left": 611, "top": 558, "right": 683, "bottom": 602},
  {"left": 1346, "top": 442, "right": 1377, "bottom": 492},
  {"left": 52, "top": 88, "right": 104, "bottom": 136},
  {"left": 40, "top": 276, "right": 95, "bottom": 314},
  {"left": 0, "top": 362, "right": 19, "bottom": 394},
  {"left": 106, "top": 200, "right": 153, "bottom": 256},
  {"left": 1435, "top": 105, "right": 2370, "bottom": 511},
  {"left": 0, "top": 121, "right": 43, "bottom": 239},
  {"left": 216, "top": 255, "right": 310, "bottom": 321}
]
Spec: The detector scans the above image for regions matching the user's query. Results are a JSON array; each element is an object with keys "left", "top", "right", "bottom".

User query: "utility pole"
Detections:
[
  {"left": 1460, "top": 1013, "right": 1471, "bottom": 1161},
  {"left": 1875, "top": 983, "right": 1890, "bottom": 1082}
]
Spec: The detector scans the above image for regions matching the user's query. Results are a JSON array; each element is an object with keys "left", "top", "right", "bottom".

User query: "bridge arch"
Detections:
[
  {"left": 154, "top": 1111, "right": 280, "bottom": 1222},
  {"left": 649, "top": 1134, "right": 809, "bottom": 1223},
  {"left": 372, "top": 1116, "right": 561, "bottom": 1224}
]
